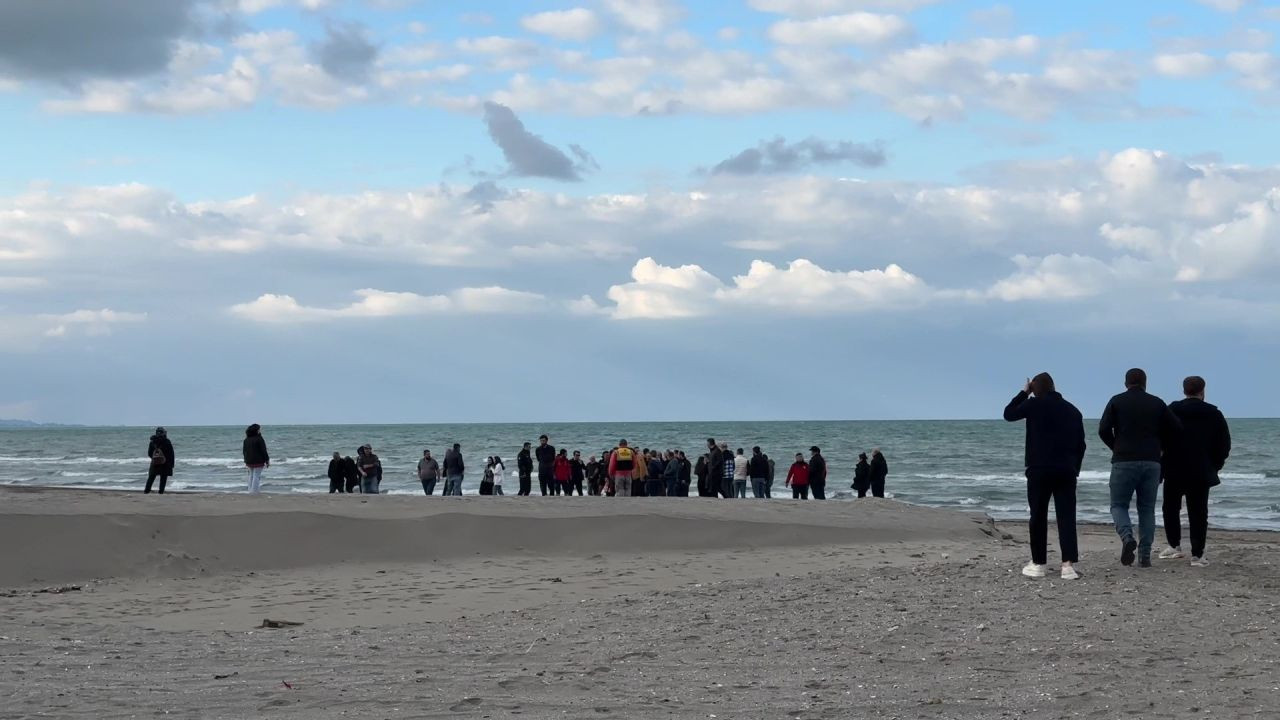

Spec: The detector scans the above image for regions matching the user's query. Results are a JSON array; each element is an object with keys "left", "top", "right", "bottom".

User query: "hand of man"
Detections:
[{"left": 1023, "top": 378, "right": 1033, "bottom": 394}]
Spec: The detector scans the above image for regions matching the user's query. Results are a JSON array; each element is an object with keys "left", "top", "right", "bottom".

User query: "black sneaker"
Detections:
[{"left": 1121, "top": 539, "right": 1137, "bottom": 566}]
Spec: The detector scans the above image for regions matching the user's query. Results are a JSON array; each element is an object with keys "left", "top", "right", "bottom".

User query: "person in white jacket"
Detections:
[{"left": 490, "top": 455, "right": 506, "bottom": 496}]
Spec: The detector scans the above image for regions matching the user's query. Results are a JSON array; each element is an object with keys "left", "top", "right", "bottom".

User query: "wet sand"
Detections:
[{"left": 1, "top": 487, "right": 1277, "bottom": 719}]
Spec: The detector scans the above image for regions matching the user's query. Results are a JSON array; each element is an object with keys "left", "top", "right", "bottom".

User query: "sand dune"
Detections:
[{"left": 0, "top": 487, "right": 995, "bottom": 586}]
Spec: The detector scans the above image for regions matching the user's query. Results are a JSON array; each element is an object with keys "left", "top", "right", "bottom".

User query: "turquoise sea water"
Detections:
[{"left": 1, "top": 420, "right": 1276, "bottom": 530}]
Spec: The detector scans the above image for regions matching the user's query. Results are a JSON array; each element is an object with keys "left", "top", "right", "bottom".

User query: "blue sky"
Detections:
[{"left": 1, "top": 0, "right": 1278, "bottom": 424}]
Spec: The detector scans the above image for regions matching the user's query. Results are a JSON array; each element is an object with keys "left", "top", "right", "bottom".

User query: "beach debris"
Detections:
[
  {"left": 213, "top": 672, "right": 238, "bottom": 680},
  {"left": 281, "top": 681, "right": 293, "bottom": 689},
  {"left": 35, "top": 585, "right": 83, "bottom": 595},
  {"left": 259, "top": 619, "right": 304, "bottom": 629}
]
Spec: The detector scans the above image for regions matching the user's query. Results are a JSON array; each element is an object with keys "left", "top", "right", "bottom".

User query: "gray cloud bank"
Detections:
[
  {"left": 710, "top": 136, "right": 887, "bottom": 175},
  {"left": 312, "top": 21, "right": 379, "bottom": 83},
  {"left": 0, "top": 0, "right": 202, "bottom": 83}
]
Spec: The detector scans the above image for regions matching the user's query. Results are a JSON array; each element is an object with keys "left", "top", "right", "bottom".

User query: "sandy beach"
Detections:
[{"left": 1, "top": 488, "right": 1277, "bottom": 719}]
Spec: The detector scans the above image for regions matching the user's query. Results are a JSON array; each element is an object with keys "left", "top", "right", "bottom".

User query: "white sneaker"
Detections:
[
  {"left": 1158, "top": 546, "right": 1185, "bottom": 560},
  {"left": 1021, "top": 562, "right": 1047, "bottom": 578},
  {"left": 1191, "top": 556, "right": 1209, "bottom": 567},
  {"left": 1060, "top": 564, "right": 1079, "bottom": 580}
]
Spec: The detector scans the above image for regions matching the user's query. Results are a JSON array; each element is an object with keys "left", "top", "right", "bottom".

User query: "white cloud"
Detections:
[
  {"left": 1194, "top": 0, "right": 1249, "bottom": 11},
  {"left": 987, "top": 254, "right": 1138, "bottom": 301},
  {"left": 1225, "top": 51, "right": 1278, "bottom": 91},
  {"left": 1153, "top": 52, "right": 1218, "bottom": 78},
  {"left": 230, "top": 287, "right": 546, "bottom": 323},
  {"left": 602, "top": 257, "right": 931, "bottom": 318},
  {"left": 0, "top": 307, "right": 146, "bottom": 349},
  {"left": 768, "top": 13, "right": 911, "bottom": 45},
  {"left": 603, "top": 0, "right": 684, "bottom": 32},
  {"left": 749, "top": 0, "right": 939, "bottom": 14},
  {"left": 520, "top": 8, "right": 601, "bottom": 42}
]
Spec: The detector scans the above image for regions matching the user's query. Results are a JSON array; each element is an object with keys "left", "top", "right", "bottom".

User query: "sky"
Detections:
[{"left": 1, "top": 0, "right": 1279, "bottom": 425}]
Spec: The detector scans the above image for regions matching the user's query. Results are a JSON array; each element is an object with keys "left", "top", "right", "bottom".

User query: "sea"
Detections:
[{"left": 1, "top": 420, "right": 1276, "bottom": 530}]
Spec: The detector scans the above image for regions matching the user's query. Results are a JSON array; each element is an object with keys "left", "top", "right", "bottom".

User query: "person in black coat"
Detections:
[
  {"left": 327, "top": 452, "right": 345, "bottom": 494},
  {"left": 535, "top": 435, "right": 556, "bottom": 496},
  {"left": 516, "top": 442, "right": 534, "bottom": 496},
  {"left": 1004, "top": 372, "right": 1087, "bottom": 578},
  {"left": 694, "top": 454, "right": 709, "bottom": 497},
  {"left": 1160, "top": 376, "right": 1232, "bottom": 564},
  {"left": 145, "top": 427, "right": 175, "bottom": 494},
  {"left": 852, "top": 453, "right": 871, "bottom": 497},
  {"left": 869, "top": 449, "right": 888, "bottom": 498},
  {"left": 342, "top": 455, "right": 360, "bottom": 493},
  {"left": 706, "top": 439, "right": 725, "bottom": 498},
  {"left": 808, "top": 446, "right": 828, "bottom": 500}
]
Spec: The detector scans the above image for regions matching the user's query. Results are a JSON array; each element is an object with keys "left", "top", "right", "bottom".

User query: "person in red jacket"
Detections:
[
  {"left": 553, "top": 449, "right": 573, "bottom": 496},
  {"left": 785, "top": 453, "right": 810, "bottom": 499}
]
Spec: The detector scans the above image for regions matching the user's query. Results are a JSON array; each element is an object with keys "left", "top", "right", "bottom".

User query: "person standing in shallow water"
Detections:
[
  {"left": 417, "top": 449, "right": 440, "bottom": 495},
  {"left": 536, "top": 435, "right": 556, "bottom": 496},
  {"left": 1003, "top": 372, "right": 1086, "bottom": 580},
  {"left": 516, "top": 442, "right": 533, "bottom": 496},
  {"left": 145, "top": 427, "right": 175, "bottom": 494},
  {"left": 852, "top": 453, "right": 871, "bottom": 498},
  {"left": 869, "top": 449, "right": 888, "bottom": 498},
  {"left": 243, "top": 424, "right": 269, "bottom": 494},
  {"left": 327, "top": 452, "right": 345, "bottom": 494},
  {"left": 786, "top": 453, "right": 810, "bottom": 499},
  {"left": 808, "top": 446, "right": 828, "bottom": 500}
]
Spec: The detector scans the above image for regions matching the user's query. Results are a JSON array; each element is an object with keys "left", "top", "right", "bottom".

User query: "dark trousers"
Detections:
[
  {"left": 1026, "top": 468, "right": 1079, "bottom": 564},
  {"left": 696, "top": 477, "right": 709, "bottom": 496},
  {"left": 856, "top": 488, "right": 868, "bottom": 498},
  {"left": 420, "top": 477, "right": 437, "bottom": 495},
  {"left": 811, "top": 482, "right": 826, "bottom": 500},
  {"left": 792, "top": 485, "right": 809, "bottom": 499},
  {"left": 720, "top": 477, "right": 733, "bottom": 498},
  {"left": 871, "top": 479, "right": 885, "bottom": 498},
  {"left": 538, "top": 469, "right": 553, "bottom": 495},
  {"left": 519, "top": 471, "right": 532, "bottom": 496},
  {"left": 646, "top": 479, "right": 664, "bottom": 497},
  {"left": 329, "top": 478, "right": 344, "bottom": 493},
  {"left": 1164, "top": 482, "right": 1210, "bottom": 557},
  {"left": 145, "top": 470, "right": 168, "bottom": 494},
  {"left": 345, "top": 477, "right": 360, "bottom": 493}
]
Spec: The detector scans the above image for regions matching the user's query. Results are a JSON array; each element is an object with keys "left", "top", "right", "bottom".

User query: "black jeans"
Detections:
[
  {"left": 345, "top": 477, "right": 360, "bottom": 493},
  {"left": 871, "top": 480, "right": 885, "bottom": 498},
  {"left": 792, "top": 485, "right": 809, "bottom": 499},
  {"left": 570, "top": 478, "right": 584, "bottom": 496},
  {"left": 518, "top": 471, "right": 532, "bottom": 496},
  {"left": 1164, "top": 482, "right": 1210, "bottom": 557},
  {"left": 538, "top": 469, "right": 553, "bottom": 495},
  {"left": 811, "top": 482, "right": 826, "bottom": 500},
  {"left": 1026, "top": 468, "right": 1079, "bottom": 564},
  {"left": 856, "top": 488, "right": 868, "bottom": 498},
  {"left": 329, "top": 478, "right": 344, "bottom": 493},
  {"left": 145, "top": 470, "right": 168, "bottom": 494}
]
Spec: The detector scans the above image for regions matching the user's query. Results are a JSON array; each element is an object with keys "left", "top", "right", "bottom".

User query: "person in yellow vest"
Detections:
[{"left": 607, "top": 439, "right": 638, "bottom": 498}]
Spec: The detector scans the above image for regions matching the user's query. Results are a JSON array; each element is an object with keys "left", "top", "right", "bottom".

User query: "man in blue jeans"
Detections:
[{"left": 1098, "top": 368, "right": 1181, "bottom": 568}]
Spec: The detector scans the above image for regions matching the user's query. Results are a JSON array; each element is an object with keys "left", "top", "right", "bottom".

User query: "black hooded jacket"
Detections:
[
  {"left": 1098, "top": 387, "right": 1181, "bottom": 464},
  {"left": 1003, "top": 390, "right": 1087, "bottom": 474},
  {"left": 853, "top": 460, "right": 870, "bottom": 491},
  {"left": 1163, "top": 398, "right": 1231, "bottom": 487},
  {"left": 147, "top": 435, "right": 175, "bottom": 475}
]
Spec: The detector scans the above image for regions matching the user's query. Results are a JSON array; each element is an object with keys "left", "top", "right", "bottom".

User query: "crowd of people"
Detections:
[
  {"left": 140, "top": 366, "right": 1233, "bottom": 579},
  {"left": 1004, "top": 369, "right": 1231, "bottom": 580}
]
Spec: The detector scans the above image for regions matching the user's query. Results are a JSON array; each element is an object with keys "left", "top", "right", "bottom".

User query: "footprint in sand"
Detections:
[{"left": 448, "top": 697, "right": 483, "bottom": 711}]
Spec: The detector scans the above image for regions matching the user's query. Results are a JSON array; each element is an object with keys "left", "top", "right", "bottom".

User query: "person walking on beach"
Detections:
[
  {"left": 1004, "top": 372, "right": 1086, "bottom": 580},
  {"left": 327, "top": 452, "right": 345, "bottom": 494},
  {"left": 342, "top": 455, "right": 360, "bottom": 493},
  {"left": 764, "top": 453, "right": 775, "bottom": 498},
  {"left": 145, "top": 427, "right": 175, "bottom": 494},
  {"left": 1099, "top": 368, "right": 1182, "bottom": 568},
  {"left": 852, "top": 453, "right": 871, "bottom": 498},
  {"left": 747, "top": 447, "right": 769, "bottom": 499},
  {"left": 1159, "top": 376, "right": 1231, "bottom": 567},
  {"left": 786, "top": 453, "right": 810, "bottom": 499},
  {"left": 663, "top": 451, "right": 682, "bottom": 497},
  {"left": 585, "top": 455, "right": 603, "bottom": 496},
  {"left": 808, "top": 446, "right": 828, "bottom": 500},
  {"left": 443, "top": 443, "right": 465, "bottom": 496},
  {"left": 536, "top": 435, "right": 556, "bottom": 496},
  {"left": 694, "top": 453, "right": 709, "bottom": 497},
  {"left": 418, "top": 449, "right": 440, "bottom": 495},
  {"left": 491, "top": 455, "right": 506, "bottom": 496},
  {"left": 480, "top": 457, "right": 496, "bottom": 495},
  {"left": 516, "top": 442, "right": 533, "bottom": 496},
  {"left": 243, "top": 424, "right": 269, "bottom": 494},
  {"left": 359, "top": 445, "right": 381, "bottom": 494},
  {"left": 608, "top": 439, "right": 637, "bottom": 498},
  {"left": 869, "top": 449, "right": 888, "bottom": 498}
]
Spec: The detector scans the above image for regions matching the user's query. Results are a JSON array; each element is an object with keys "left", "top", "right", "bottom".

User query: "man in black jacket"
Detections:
[
  {"left": 808, "top": 446, "right": 828, "bottom": 500},
  {"left": 706, "top": 439, "right": 724, "bottom": 499},
  {"left": 1004, "top": 372, "right": 1086, "bottom": 579},
  {"left": 1159, "top": 376, "right": 1231, "bottom": 566},
  {"left": 869, "top": 449, "right": 888, "bottom": 498},
  {"left": 535, "top": 435, "right": 556, "bottom": 496},
  {"left": 747, "top": 447, "right": 769, "bottom": 498},
  {"left": 327, "top": 452, "right": 345, "bottom": 494},
  {"left": 1099, "top": 368, "right": 1182, "bottom": 568},
  {"left": 342, "top": 455, "right": 360, "bottom": 493},
  {"left": 145, "top": 427, "right": 175, "bottom": 494},
  {"left": 516, "top": 442, "right": 534, "bottom": 496}
]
